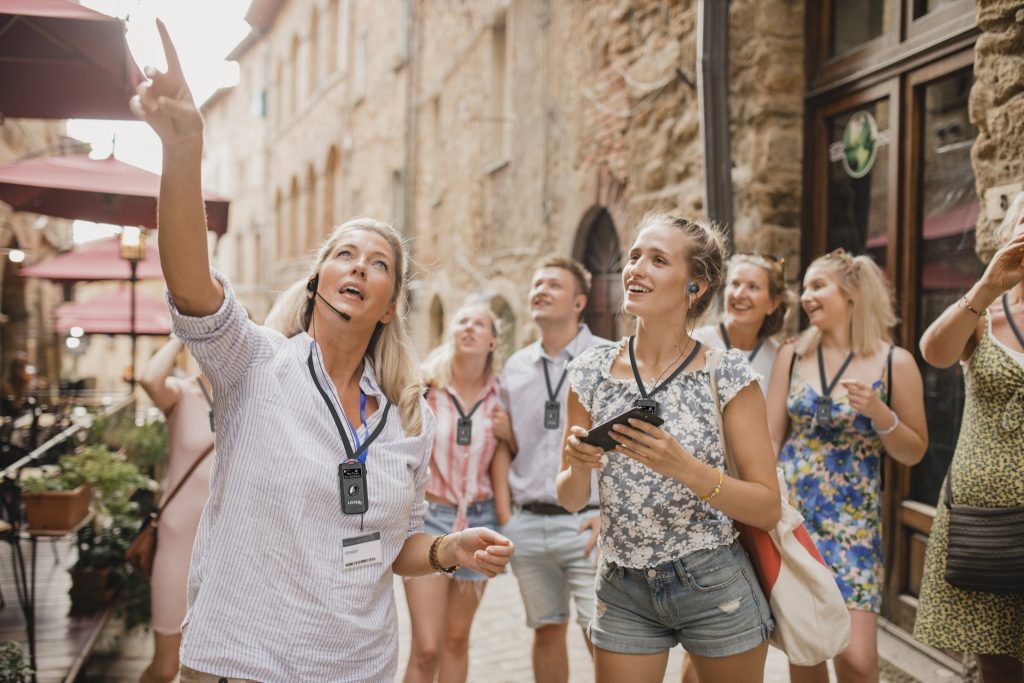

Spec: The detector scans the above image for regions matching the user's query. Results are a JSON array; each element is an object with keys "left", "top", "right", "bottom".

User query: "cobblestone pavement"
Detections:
[{"left": 83, "top": 571, "right": 805, "bottom": 682}]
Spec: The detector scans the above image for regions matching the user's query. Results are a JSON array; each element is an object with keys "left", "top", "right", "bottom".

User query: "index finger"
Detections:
[
  {"left": 625, "top": 418, "right": 663, "bottom": 435},
  {"left": 156, "top": 19, "right": 184, "bottom": 77}
]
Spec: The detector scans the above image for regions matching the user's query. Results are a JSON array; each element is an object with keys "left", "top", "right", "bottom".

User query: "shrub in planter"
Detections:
[
  {"left": 20, "top": 465, "right": 92, "bottom": 533},
  {"left": 70, "top": 517, "right": 134, "bottom": 614},
  {"left": 0, "top": 641, "right": 32, "bottom": 683}
]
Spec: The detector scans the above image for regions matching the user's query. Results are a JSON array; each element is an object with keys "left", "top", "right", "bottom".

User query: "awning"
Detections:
[
  {"left": 0, "top": 154, "right": 229, "bottom": 234},
  {"left": 865, "top": 199, "right": 980, "bottom": 249},
  {"left": 55, "top": 287, "right": 170, "bottom": 336},
  {"left": 0, "top": 0, "right": 143, "bottom": 120},
  {"left": 20, "top": 236, "right": 162, "bottom": 282}
]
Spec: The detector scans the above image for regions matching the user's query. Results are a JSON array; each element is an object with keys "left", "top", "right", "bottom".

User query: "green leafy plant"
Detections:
[
  {"left": 117, "top": 419, "right": 168, "bottom": 472},
  {"left": 0, "top": 641, "right": 32, "bottom": 683},
  {"left": 21, "top": 446, "right": 152, "bottom": 518}
]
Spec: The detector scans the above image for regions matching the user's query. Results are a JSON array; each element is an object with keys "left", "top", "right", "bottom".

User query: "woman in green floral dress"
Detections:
[
  {"left": 767, "top": 251, "right": 929, "bottom": 683},
  {"left": 916, "top": 193, "right": 1024, "bottom": 683}
]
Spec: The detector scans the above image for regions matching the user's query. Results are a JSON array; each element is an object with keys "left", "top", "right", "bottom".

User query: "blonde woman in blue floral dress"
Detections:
[{"left": 766, "top": 251, "right": 928, "bottom": 683}]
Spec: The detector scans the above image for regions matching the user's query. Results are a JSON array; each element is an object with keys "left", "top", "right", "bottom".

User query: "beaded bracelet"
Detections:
[
  {"left": 429, "top": 533, "right": 460, "bottom": 574},
  {"left": 872, "top": 410, "right": 900, "bottom": 435},
  {"left": 959, "top": 295, "right": 986, "bottom": 317},
  {"left": 699, "top": 469, "right": 724, "bottom": 503}
]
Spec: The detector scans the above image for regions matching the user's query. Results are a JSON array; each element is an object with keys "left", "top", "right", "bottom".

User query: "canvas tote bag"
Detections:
[{"left": 706, "top": 348, "right": 851, "bottom": 666}]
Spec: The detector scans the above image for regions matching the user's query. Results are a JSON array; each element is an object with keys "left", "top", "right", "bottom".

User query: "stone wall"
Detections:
[
  {"left": 970, "top": 0, "right": 1024, "bottom": 258},
  {"left": 0, "top": 120, "right": 72, "bottom": 392}
]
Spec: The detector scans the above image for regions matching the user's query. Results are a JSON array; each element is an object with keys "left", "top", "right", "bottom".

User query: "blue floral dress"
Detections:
[{"left": 778, "top": 358, "right": 887, "bottom": 612}]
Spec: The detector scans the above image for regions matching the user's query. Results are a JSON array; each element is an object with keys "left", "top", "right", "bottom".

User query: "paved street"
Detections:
[{"left": 83, "top": 570, "right": 809, "bottom": 682}]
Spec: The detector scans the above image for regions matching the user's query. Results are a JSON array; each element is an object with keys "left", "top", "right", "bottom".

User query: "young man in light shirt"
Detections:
[{"left": 492, "top": 256, "right": 610, "bottom": 683}]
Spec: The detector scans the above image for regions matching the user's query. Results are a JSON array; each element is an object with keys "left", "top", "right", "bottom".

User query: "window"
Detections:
[
  {"left": 328, "top": 0, "right": 340, "bottom": 74},
  {"left": 429, "top": 296, "right": 445, "bottom": 349},
  {"left": 390, "top": 169, "right": 405, "bottom": 233},
  {"left": 324, "top": 146, "right": 340, "bottom": 232},
  {"left": 309, "top": 7, "right": 319, "bottom": 94},
  {"left": 290, "top": 34, "right": 300, "bottom": 114},
  {"left": 289, "top": 176, "right": 300, "bottom": 258},
  {"left": 302, "top": 166, "right": 316, "bottom": 252},
  {"left": 355, "top": 32, "right": 367, "bottom": 101},
  {"left": 489, "top": 14, "right": 510, "bottom": 163},
  {"left": 829, "top": 0, "right": 893, "bottom": 57}
]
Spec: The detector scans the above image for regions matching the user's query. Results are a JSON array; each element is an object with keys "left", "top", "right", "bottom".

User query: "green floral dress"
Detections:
[
  {"left": 778, "top": 359, "right": 888, "bottom": 612},
  {"left": 913, "top": 329, "right": 1024, "bottom": 660}
]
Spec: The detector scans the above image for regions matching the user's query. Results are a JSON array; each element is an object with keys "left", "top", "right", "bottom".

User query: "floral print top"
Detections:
[
  {"left": 778, "top": 359, "right": 887, "bottom": 612},
  {"left": 567, "top": 340, "right": 758, "bottom": 568}
]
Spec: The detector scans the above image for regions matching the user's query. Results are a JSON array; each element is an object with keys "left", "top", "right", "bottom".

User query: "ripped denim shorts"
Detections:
[{"left": 589, "top": 539, "right": 773, "bottom": 657}]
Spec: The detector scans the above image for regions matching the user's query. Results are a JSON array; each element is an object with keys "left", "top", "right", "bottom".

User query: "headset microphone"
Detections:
[{"left": 309, "top": 278, "right": 352, "bottom": 321}]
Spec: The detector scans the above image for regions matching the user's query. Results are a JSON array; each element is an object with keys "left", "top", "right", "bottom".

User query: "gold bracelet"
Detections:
[
  {"left": 429, "top": 534, "right": 460, "bottom": 574},
  {"left": 699, "top": 469, "right": 725, "bottom": 503},
  {"left": 960, "top": 295, "right": 986, "bottom": 317}
]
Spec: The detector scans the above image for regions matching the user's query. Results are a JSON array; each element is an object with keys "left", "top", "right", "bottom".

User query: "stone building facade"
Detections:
[
  {"left": 202, "top": 0, "right": 1021, "bottom": 658},
  {"left": 0, "top": 121, "right": 74, "bottom": 395}
]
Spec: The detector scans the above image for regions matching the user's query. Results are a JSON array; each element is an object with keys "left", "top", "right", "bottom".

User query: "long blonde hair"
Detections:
[
  {"left": 421, "top": 301, "right": 500, "bottom": 388},
  {"left": 264, "top": 217, "right": 425, "bottom": 436},
  {"left": 796, "top": 251, "right": 896, "bottom": 356}
]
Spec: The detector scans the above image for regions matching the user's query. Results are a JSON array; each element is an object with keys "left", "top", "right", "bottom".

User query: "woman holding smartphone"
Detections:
[{"left": 557, "top": 212, "right": 780, "bottom": 683}]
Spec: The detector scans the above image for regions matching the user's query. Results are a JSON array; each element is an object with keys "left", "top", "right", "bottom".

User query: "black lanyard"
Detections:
[
  {"left": 719, "top": 323, "right": 765, "bottom": 363},
  {"left": 814, "top": 345, "right": 854, "bottom": 429},
  {"left": 541, "top": 355, "right": 572, "bottom": 430},
  {"left": 1002, "top": 293, "right": 1024, "bottom": 350},
  {"left": 628, "top": 336, "right": 702, "bottom": 416},
  {"left": 307, "top": 348, "right": 391, "bottom": 462},
  {"left": 447, "top": 389, "right": 484, "bottom": 445},
  {"left": 196, "top": 377, "right": 215, "bottom": 433}
]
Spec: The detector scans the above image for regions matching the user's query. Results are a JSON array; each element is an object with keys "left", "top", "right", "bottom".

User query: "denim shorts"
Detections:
[
  {"left": 500, "top": 509, "right": 598, "bottom": 630},
  {"left": 590, "top": 540, "right": 773, "bottom": 657},
  {"left": 423, "top": 499, "right": 498, "bottom": 582}
]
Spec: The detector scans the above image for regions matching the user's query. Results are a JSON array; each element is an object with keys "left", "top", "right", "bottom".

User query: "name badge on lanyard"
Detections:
[
  {"left": 307, "top": 342, "right": 392, "bottom": 516},
  {"left": 542, "top": 356, "right": 572, "bottom": 430},
  {"left": 343, "top": 531, "right": 383, "bottom": 569}
]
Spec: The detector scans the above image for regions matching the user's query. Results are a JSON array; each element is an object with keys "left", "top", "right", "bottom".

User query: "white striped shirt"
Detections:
[
  {"left": 500, "top": 325, "right": 609, "bottom": 507},
  {"left": 169, "top": 272, "right": 434, "bottom": 683}
]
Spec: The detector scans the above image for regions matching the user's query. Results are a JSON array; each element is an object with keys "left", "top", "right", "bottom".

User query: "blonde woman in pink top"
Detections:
[
  {"left": 403, "top": 301, "right": 514, "bottom": 683},
  {"left": 138, "top": 337, "right": 214, "bottom": 683}
]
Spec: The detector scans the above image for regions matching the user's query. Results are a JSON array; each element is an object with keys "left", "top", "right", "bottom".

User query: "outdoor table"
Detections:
[{"left": 2, "top": 512, "right": 96, "bottom": 682}]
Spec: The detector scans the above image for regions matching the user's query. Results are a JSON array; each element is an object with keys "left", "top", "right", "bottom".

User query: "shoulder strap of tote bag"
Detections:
[
  {"left": 157, "top": 443, "right": 214, "bottom": 517},
  {"left": 704, "top": 349, "right": 738, "bottom": 476}
]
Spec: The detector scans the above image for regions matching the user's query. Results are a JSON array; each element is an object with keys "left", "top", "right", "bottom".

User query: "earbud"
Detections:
[
  {"left": 687, "top": 281, "right": 699, "bottom": 295},
  {"left": 307, "top": 276, "right": 318, "bottom": 293}
]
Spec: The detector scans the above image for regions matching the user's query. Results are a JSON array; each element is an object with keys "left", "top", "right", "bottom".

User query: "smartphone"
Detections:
[{"left": 579, "top": 407, "right": 665, "bottom": 451}]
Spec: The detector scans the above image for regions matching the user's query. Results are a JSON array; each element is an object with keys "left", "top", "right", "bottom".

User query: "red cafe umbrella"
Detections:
[
  {"left": 0, "top": 154, "right": 230, "bottom": 234},
  {"left": 0, "top": 0, "right": 143, "bottom": 120},
  {"left": 55, "top": 287, "right": 170, "bottom": 336},
  {"left": 20, "top": 236, "right": 162, "bottom": 282}
]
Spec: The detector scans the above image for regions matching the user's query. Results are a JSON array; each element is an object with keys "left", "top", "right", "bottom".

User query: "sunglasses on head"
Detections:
[{"left": 735, "top": 252, "right": 785, "bottom": 273}]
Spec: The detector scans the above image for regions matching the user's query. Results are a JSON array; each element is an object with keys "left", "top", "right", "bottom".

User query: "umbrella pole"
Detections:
[{"left": 129, "top": 260, "right": 137, "bottom": 394}]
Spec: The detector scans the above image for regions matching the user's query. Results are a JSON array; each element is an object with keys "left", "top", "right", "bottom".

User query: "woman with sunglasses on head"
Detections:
[
  {"left": 130, "top": 22, "right": 513, "bottom": 683},
  {"left": 403, "top": 301, "right": 513, "bottom": 683},
  {"left": 694, "top": 253, "right": 795, "bottom": 396},
  {"left": 766, "top": 250, "right": 928, "bottom": 683},
  {"left": 913, "top": 192, "right": 1024, "bottom": 683},
  {"left": 557, "top": 213, "right": 781, "bottom": 683}
]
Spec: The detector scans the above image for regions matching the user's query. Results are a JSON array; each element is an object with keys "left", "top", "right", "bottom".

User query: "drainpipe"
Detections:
[{"left": 697, "top": 0, "right": 733, "bottom": 247}]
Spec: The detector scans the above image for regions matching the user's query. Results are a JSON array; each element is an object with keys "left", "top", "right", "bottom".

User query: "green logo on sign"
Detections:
[{"left": 842, "top": 111, "right": 879, "bottom": 179}]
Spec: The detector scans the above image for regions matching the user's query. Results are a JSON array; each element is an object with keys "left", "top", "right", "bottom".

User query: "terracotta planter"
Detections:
[
  {"left": 21, "top": 485, "right": 92, "bottom": 532},
  {"left": 69, "top": 566, "right": 117, "bottom": 614}
]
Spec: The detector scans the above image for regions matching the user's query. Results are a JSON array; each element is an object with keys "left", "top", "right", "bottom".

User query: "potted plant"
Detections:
[
  {"left": 19, "top": 465, "right": 92, "bottom": 533},
  {"left": 69, "top": 518, "right": 133, "bottom": 614},
  {"left": 0, "top": 641, "right": 32, "bottom": 683}
]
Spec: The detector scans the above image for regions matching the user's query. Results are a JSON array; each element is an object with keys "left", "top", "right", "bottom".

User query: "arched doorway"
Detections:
[
  {"left": 428, "top": 295, "right": 445, "bottom": 350},
  {"left": 488, "top": 295, "right": 516, "bottom": 369},
  {"left": 573, "top": 207, "right": 622, "bottom": 341}
]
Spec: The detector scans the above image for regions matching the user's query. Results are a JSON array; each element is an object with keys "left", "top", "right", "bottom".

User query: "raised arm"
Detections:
[
  {"left": 139, "top": 336, "right": 184, "bottom": 414},
  {"left": 920, "top": 230, "right": 1024, "bottom": 367},
  {"left": 130, "top": 20, "right": 222, "bottom": 316}
]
